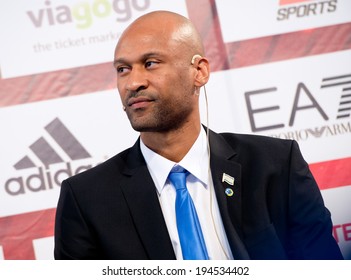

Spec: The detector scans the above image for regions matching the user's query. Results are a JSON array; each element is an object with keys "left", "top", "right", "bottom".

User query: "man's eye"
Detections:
[
  {"left": 145, "top": 61, "right": 158, "bottom": 68},
  {"left": 117, "top": 66, "right": 128, "bottom": 73}
]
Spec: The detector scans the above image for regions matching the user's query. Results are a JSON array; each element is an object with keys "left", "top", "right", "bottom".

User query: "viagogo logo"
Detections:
[{"left": 26, "top": 0, "right": 150, "bottom": 29}]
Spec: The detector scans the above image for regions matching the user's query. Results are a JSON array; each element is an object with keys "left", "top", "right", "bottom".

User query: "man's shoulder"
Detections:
[
  {"left": 212, "top": 130, "right": 298, "bottom": 162},
  {"left": 62, "top": 145, "right": 135, "bottom": 187},
  {"left": 217, "top": 131, "right": 294, "bottom": 149}
]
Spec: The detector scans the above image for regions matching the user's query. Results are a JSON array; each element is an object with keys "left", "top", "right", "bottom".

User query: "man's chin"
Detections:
[{"left": 131, "top": 123, "right": 170, "bottom": 133}]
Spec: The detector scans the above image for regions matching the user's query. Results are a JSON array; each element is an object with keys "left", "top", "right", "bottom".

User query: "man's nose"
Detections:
[{"left": 125, "top": 67, "right": 148, "bottom": 92}]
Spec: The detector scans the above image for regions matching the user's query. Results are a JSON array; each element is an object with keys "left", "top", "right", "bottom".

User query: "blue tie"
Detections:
[{"left": 168, "top": 167, "right": 209, "bottom": 260}]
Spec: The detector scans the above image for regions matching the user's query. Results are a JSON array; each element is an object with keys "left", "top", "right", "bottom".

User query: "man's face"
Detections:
[{"left": 114, "top": 24, "right": 198, "bottom": 133}]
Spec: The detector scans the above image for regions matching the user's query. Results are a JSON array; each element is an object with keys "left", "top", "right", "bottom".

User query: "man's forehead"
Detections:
[
  {"left": 122, "top": 23, "right": 172, "bottom": 44},
  {"left": 115, "top": 28, "right": 178, "bottom": 58},
  {"left": 114, "top": 13, "right": 194, "bottom": 61}
]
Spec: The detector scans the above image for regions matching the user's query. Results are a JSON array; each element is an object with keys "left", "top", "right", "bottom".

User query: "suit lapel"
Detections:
[
  {"left": 209, "top": 130, "right": 250, "bottom": 260},
  {"left": 119, "top": 140, "right": 176, "bottom": 260}
]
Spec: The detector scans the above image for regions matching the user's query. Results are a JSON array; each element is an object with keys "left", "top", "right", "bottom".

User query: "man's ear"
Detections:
[{"left": 192, "top": 56, "right": 210, "bottom": 87}]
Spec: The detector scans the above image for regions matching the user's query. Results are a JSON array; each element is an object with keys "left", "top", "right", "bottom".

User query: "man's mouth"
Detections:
[{"left": 127, "top": 96, "right": 154, "bottom": 109}]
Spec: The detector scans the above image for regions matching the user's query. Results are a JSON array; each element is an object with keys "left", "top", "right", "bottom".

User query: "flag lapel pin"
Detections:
[{"left": 222, "top": 173, "right": 235, "bottom": 186}]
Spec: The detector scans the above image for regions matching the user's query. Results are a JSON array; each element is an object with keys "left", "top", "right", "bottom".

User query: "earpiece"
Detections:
[
  {"left": 123, "top": 106, "right": 126, "bottom": 111},
  {"left": 192, "top": 54, "right": 204, "bottom": 96},
  {"left": 191, "top": 54, "right": 202, "bottom": 65}
]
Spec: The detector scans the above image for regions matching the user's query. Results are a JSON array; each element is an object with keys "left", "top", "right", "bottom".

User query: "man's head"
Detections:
[{"left": 113, "top": 11, "right": 210, "bottom": 133}]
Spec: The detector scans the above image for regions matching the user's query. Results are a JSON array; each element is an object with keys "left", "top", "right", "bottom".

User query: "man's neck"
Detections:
[{"left": 140, "top": 122, "right": 201, "bottom": 163}]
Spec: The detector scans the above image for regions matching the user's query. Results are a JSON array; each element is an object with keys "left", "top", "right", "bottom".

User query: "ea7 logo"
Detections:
[
  {"left": 321, "top": 74, "right": 351, "bottom": 119},
  {"left": 245, "top": 73, "right": 351, "bottom": 133}
]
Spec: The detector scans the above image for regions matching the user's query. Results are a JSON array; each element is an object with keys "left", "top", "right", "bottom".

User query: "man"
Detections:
[{"left": 54, "top": 11, "right": 343, "bottom": 260}]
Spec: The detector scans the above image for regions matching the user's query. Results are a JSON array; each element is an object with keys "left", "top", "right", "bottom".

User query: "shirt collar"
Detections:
[{"left": 140, "top": 127, "right": 210, "bottom": 195}]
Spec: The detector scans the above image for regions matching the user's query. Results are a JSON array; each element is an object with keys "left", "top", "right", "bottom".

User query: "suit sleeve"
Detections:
[
  {"left": 286, "top": 140, "right": 343, "bottom": 259},
  {"left": 54, "top": 179, "right": 100, "bottom": 259}
]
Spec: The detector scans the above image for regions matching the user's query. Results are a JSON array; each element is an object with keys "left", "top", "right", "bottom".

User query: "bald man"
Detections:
[{"left": 54, "top": 11, "right": 343, "bottom": 260}]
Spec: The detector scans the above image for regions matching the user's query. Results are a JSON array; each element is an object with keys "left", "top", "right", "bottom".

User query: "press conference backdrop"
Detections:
[{"left": 0, "top": 0, "right": 350, "bottom": 260}]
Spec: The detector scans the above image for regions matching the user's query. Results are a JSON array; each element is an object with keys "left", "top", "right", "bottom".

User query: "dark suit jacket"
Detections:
[{"left": 54, "top": 130, "right": 343, "bottom": 259}]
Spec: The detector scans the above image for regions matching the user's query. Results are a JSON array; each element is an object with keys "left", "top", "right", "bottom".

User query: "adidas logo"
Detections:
[{"left": 5, "top": 118, "right": 94, "bottom": 196}]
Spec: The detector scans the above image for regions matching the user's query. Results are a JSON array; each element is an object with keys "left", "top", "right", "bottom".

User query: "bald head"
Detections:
[{"left": 115, "top": 11, "right": 204, "bottom": 61}]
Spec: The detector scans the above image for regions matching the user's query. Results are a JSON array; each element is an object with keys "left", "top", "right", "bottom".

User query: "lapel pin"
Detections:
[
  {"left": 222, "top": 173, "right": 235, "bottom": 186},
  {"left": 225, "top": 188, "right": 234, "bottom": 197}
]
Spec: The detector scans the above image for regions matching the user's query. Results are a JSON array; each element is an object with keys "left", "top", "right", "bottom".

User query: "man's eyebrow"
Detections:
[
  {"left": 113, "top": 58, "right": 127, "bottom": 68},
  {"left": 113, "top": 52, "right": 164, "bottom": 67},
  {"left": 141, "top": 52, "right": 163, "bottom": 59}
]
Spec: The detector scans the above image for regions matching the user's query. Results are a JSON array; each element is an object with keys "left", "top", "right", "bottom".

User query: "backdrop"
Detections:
[{"left": 0, "top": 0, "right": 350, "bottom": 260}]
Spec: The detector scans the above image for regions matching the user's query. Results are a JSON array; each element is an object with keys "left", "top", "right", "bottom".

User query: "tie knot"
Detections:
[
  {"left": 168, "top": 166, "right": 189, "bottom": 190},
  {"left": 171, "top": 165, "right": 186, "bottom": 173}
]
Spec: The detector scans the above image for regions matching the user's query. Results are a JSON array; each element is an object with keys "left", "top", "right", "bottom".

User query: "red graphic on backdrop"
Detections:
[
  {"left": 0, "top": 209, "right": 56, "bottom": 259},
  {"left": 309, "top": 157, "right": 351, "bottom": 190},
  {"left": 280, "top": 0, "right": 310, "bottom": 5}
]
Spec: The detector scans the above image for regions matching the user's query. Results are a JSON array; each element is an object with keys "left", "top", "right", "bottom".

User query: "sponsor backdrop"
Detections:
[{"left": 0, "top": 0, "right": 350, "bottom": 260}]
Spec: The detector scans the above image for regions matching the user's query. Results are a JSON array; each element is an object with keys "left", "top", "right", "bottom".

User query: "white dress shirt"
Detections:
[{"left": 140, "top": 128, "right": 233, "bottom": 260}]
